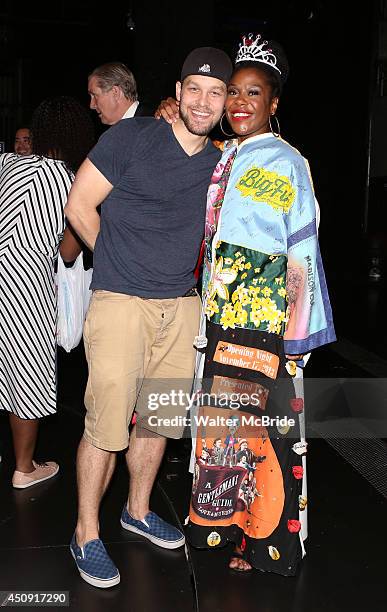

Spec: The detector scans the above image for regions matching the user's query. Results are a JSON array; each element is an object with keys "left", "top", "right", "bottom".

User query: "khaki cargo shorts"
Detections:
[{"left": 83, "top": 290, "right": 201, "bottom": 451}]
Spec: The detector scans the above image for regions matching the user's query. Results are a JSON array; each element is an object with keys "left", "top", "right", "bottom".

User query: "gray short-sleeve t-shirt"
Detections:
[{"left": 88, "top": 117, "right": 221, "bottom": 298}]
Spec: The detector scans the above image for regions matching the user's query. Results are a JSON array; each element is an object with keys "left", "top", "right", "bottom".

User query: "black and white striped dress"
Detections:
[{"left": 0, "top": 153, "right": 73, "bottom": 419}]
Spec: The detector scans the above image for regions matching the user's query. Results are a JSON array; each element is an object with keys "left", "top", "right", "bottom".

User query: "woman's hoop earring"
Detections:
[
  {"left": 269, "top": 114, "right": 280, "bottom": 137},
  {"left": 220, "top": 113, "right": 234, "bottom": 137}
]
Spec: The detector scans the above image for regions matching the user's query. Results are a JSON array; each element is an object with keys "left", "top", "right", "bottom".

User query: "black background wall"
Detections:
[{"left": 0, "top": 0, "right": 382, "bottom": 281}]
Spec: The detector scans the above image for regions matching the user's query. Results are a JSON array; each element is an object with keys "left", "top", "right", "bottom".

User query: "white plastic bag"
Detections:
[{"left": 56, "top": 252, "right": 93, "bottom": 352}]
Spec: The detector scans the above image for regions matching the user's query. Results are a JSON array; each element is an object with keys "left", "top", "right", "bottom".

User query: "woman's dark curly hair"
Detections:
[{"left": 31, "top": 96, "right": 95, "bottom": 173}]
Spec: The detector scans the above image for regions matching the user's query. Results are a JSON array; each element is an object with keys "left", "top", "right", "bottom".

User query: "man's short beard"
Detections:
[{"left": 179, "top": 105, "right": 218, "bottom": 136}]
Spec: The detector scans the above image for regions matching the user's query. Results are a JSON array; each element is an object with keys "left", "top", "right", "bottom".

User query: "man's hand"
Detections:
[
  {"left": 154, "top": 97, "right": 179, "bottom": 124},
  {"left": 285, "top": 354, "right": 304, "bottom": 361}
]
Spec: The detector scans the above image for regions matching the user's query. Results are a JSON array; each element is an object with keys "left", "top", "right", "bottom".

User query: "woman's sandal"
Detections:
[{"left": 229, "top": 550, "right": 253, "bottom": 573}]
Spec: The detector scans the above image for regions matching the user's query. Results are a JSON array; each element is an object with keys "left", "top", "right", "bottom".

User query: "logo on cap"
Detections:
[{"left": 198, "top": 63, "right": 211, "bottom": 73}]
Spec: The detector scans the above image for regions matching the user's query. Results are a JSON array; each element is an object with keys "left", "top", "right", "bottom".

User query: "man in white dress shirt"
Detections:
[{"left": 88, "top": 61, "right": 153, "bottom": 126}]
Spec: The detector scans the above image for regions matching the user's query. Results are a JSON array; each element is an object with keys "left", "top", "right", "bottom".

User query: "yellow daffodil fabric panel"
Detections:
[{"left": 206, "top": 242, "right": 288, "bottom": 335}]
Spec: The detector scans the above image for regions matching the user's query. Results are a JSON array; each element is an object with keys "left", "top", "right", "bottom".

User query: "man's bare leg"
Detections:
[
  {"left": 125, "top": 424, "right": 166, "bottom": 518},
  {"left": 75, "top": 436, "right": 116, "bottom": 546}
]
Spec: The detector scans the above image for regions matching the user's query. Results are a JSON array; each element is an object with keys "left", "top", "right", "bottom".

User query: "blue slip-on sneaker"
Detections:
[
  {"left": 70, "top": 533, "right": 120, "bottom": 588},
  {"left": 120, "top": 506, "right": 185, "bottom": 549}
]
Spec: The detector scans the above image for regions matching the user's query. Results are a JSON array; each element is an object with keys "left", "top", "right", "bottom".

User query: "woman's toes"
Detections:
[{"left": 229, "top": 556, "right": 240, "bottom": 569}]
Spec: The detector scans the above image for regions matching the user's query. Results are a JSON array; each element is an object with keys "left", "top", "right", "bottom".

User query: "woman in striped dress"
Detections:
[{"left": 0, "top": 96, "right": 94, "bottom": 488}]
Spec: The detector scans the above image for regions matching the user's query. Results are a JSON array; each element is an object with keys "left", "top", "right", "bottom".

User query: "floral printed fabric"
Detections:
[
  {"left": 206, "top": 242, "right": 288, "bottom": 335},
  {"left": 202, "top": 142, "right": 237, "bottom": 298}
]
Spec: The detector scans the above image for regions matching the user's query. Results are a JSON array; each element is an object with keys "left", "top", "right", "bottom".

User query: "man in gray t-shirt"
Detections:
[
  {"left": 66, "top": 46, "right": 232, "bottom": 589},
  {"left": 87, "top": 116, "right": 221, "bottom": 298}
]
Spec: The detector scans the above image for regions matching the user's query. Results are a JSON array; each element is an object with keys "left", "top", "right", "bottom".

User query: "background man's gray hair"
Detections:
[{"left": 89, "top": 62, "right": 138, "bottom": 101}]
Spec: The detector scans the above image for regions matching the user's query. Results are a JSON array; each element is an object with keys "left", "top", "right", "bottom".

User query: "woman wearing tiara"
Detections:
[{"left": 157, "top": 33, "right": 335, "bottom": 575}]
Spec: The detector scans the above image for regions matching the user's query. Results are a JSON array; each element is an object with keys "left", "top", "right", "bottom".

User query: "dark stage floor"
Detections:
[{"left": 0, "top": 271, "right": 387, "bottom": 611}]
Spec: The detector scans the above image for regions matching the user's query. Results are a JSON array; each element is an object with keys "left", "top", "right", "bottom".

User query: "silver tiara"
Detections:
[{"left": 235, "top": 33, "right": 281, "bottom": 74}]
